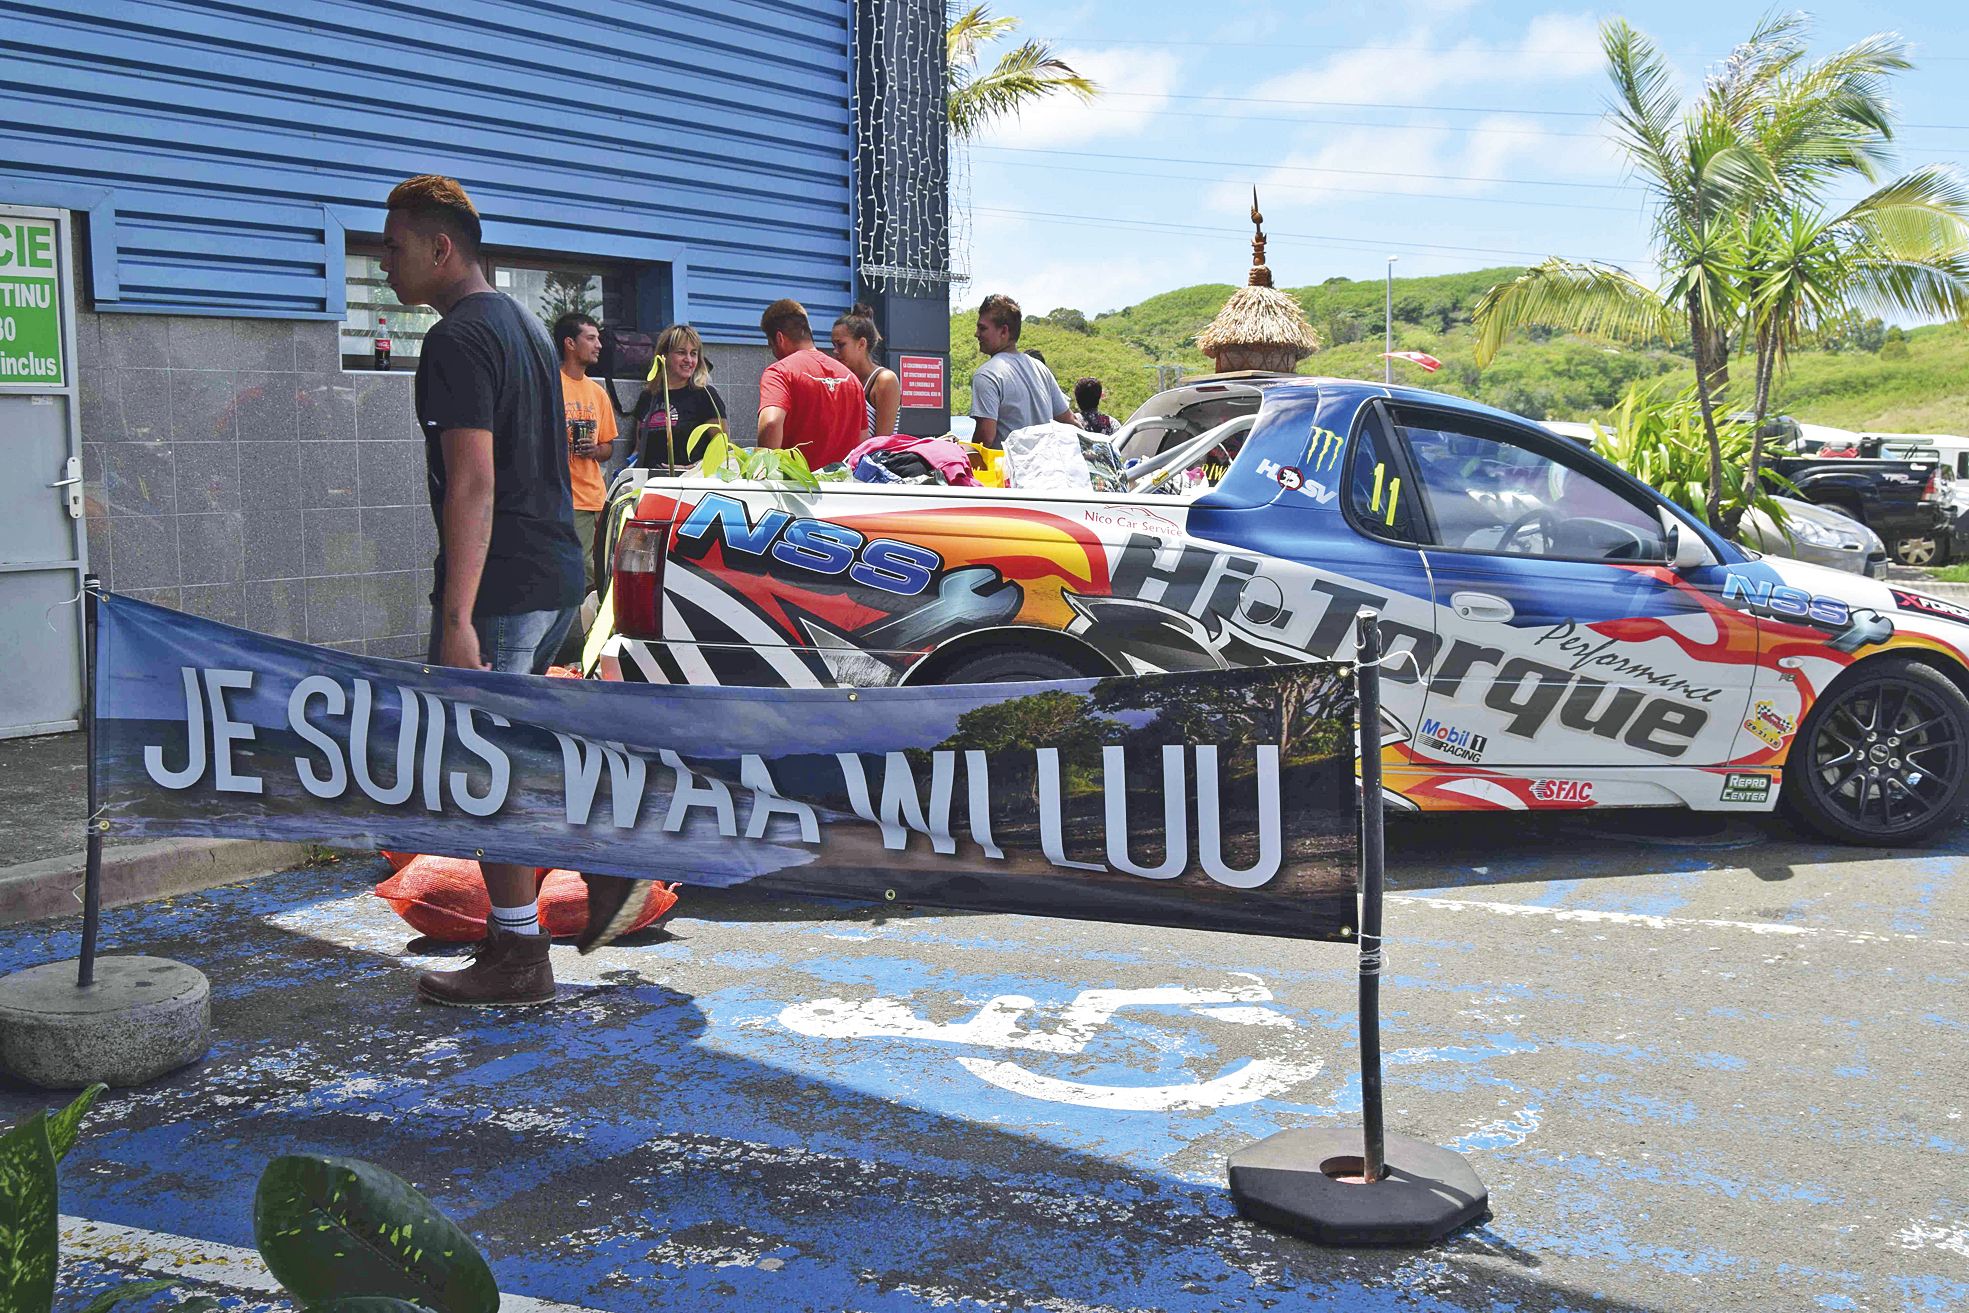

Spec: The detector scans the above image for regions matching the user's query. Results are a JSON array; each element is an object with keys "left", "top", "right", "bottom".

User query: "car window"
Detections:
[
  {"left": 1344, "top": 407, "right": 1423, "bottom": 545},
  {"left": 1115, "top": 394, "right": 1261, "bottom": 463},
  {"left": 1383, "top": 406, "right": 1667, "bottom": 562}
]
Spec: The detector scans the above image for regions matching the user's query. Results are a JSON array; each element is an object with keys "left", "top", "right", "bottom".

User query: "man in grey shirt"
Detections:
[{"left": 968, "top": 293, "right": 1078, "bottom": 444}]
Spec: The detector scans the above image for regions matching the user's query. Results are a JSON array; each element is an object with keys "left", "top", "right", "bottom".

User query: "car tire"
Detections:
[
  {"left": 935, "top": 647, "right": 1099, "bottom": 684},
  {"left": 1782, "top": 658, "right": 1969, "bottom": 845},
  {"left": 1893, "top": 533, "right": 1943, "bottom": 567}
]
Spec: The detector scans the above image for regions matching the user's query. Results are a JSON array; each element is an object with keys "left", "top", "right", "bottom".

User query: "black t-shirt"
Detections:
[
  {"left": 633, "top": 383, "right": 727, "bottom": 469},
  {"left": 415, "top": 292, "right": 583, "bottom": 617}
]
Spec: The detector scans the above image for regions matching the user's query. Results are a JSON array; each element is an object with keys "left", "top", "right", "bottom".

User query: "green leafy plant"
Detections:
[
  {"left": 946, "top": 4, "right": 1097, "bottom": 140},
  {"left": 0, "top": 1083, "right": 205, "bottom": 1312},
  {"left": 1592, "top": 381, "right": 1792, "bottom": 540},
  {"left": 254, "top": 1156, "right": 496, "bottom": 1313},
  {"left": 2, "top": 1085, "right": 495, "bottom": 1312},
  {"left": 695, "top": 434, "right": 821, "bottom": 490},
  {"left": 1475, "top": 14, "right": 1969, "bottom": 528}
]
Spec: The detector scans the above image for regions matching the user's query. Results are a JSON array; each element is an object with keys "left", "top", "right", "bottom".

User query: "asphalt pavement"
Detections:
[{"left": 3, "top": 807, "right": 1964, "bottom": 1312}]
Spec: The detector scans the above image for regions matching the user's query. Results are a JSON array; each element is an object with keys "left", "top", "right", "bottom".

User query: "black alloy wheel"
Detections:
[{"left": 1785, "top": 659, "right": 1969, "bottom": 845}]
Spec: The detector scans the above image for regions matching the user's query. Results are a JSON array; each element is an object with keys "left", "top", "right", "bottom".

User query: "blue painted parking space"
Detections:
[{"left": 5, "top": 815, "right": 1965, "bottom": 1312}]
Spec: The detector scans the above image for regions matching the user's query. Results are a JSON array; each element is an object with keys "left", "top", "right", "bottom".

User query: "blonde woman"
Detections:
[
  {"left": 830, "top": 303, "right": 900, "bottom": 438},
  {"left": 633, "top": 324, "right": 727, "bottom": 470}
]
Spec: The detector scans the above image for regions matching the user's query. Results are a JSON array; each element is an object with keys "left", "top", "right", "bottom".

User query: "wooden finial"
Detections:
[{"left": 1248, "top": 187, "right": 1273, "bottom": 288}]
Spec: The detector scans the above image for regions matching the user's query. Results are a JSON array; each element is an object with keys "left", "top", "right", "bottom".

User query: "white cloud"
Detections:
[
  {"left": 960, "top": 210, "right": 1222, "bottom": 317},
  {"left": 1209, "top": 113, "right": 1620, "bottom": 218},
  {"left": 1243, "top": 11, "right": 1605, "bottom": 108},
  {"left": 969, "top": 46, "right": 1184, "bottom": 150}
]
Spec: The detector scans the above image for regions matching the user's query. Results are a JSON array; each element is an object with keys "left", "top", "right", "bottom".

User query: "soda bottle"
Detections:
[{"left": 373, "top": 315, "right": 392, "bottom": 371}]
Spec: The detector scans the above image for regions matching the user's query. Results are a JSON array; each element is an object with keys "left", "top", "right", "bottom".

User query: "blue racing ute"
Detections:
[{"left": 592, "top": 377, "right": 1969, "bottom": 846}]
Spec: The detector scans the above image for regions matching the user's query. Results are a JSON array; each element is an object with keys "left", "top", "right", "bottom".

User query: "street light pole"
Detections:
[{"left": 1384, "top": 256, "right": 1398, "bottom": 384}]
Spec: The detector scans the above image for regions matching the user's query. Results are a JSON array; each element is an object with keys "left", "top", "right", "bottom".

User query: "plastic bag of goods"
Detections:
[
  {"left": 1002, "top": 422, "right": 1094, "bottom": 491},
  {"left": 1077, "top": 432, "right": 1127, "bottom": 492}
]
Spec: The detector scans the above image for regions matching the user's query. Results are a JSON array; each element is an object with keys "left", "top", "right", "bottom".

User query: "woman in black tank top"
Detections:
[
  {"left": 831, "top": 303, "right": 899, "bottom": 439},
  {"left": 632, "top": 323, "right": 727, "bottom": 470}
]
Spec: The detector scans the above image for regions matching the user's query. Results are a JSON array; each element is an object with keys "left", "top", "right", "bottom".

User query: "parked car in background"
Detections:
[
  {"left": 1543, "top": 422, "right": 1889, "bottom": 576},
  {"left": 1767, "top": 449, "right": 1947, "bottom": 568},
  {"left": 1879, "top": 432, "right": 1969, "bottom": 479},
  {"left": 1738, "top": 496, "right": 1890, "bottom": 577},
  {"left": 1113, "top": 371, "right": 1282, "bottom": 463}
]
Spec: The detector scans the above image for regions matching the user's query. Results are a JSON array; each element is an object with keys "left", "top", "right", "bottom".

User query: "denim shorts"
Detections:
[{"left": 427, "top": 606, "right": 578, "bottom": 675}]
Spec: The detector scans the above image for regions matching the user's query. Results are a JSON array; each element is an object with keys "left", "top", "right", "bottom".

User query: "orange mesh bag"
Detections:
[
  {"left": 374, "top": 855, "right": 493, "bottom": 941},
  {"left": 374, "top": 855, "right": 679, "bottom": 941},
  {"left": 380, "top": 850, "right": 416, "bottom": 873}
]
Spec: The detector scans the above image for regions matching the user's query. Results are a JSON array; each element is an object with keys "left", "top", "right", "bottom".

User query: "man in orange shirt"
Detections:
[
  {"left": 756, "top": 298, "right": 864, "bottom": 468},
  {"left": 553, "top": 312, "right": 618, "bottom": 593}
]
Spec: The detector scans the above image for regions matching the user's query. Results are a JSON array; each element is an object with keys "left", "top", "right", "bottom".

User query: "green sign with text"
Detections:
[{"left": 0, "top": 217, "right": 64, "bottom": 387}]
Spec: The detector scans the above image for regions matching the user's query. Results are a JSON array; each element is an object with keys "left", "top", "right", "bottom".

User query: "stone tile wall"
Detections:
[
  {"left": 76, "top": 315, "right": 434, "bottom": 657},
  {"left": 74, "top": 313, "right": 775, "bottom": 656}
]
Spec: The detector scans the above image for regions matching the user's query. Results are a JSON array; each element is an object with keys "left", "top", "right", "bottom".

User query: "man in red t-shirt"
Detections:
[{"left": 756, "top": 298, "right": 865, "bottom": 468}]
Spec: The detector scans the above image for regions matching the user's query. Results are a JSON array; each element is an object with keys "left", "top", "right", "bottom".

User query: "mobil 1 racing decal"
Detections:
[
  {"left": 1419, "top": 717, "right": 1486, "bottom": 762},
  {"left": 1086, "top": 533, "right": 1715, "bottom": 758},
  {"left": 1720, "top": 772, "right": 1773, "bottom": 803},
  {"left": 1891, "top": 587, "right": 1969, "bottom": 626},
  {"left": 1720, "top": 572, "right": 1894, "bottom": 652}
]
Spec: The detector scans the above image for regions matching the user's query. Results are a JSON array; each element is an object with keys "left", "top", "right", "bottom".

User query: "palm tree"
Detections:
[
  {"left": 946, "top": 3, "right": 1097, "bottom": 140},
  {"left": 1737, "top": 170, "right": 1969, "bottom": 486},
  {"left": 1473, "top": 15, "right": 1969, "bottom": 533}
]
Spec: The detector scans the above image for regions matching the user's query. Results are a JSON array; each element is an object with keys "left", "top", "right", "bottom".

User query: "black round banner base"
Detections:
[{"left": 1228, "top": 1128, "right": 1489, "bottom": 1247}]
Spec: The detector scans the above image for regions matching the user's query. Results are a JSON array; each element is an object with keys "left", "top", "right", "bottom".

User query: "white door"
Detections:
[
  {"left": 0, "top": 206, "right": 87, "bottom": 737},
  {"left": 1370, "top": 400, "right": 1752, "bottom": 770}
]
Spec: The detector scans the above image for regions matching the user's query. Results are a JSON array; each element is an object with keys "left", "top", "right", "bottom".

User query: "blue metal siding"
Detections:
[{"left": 0, "top": 0, "right": 855, "bottom": 341}]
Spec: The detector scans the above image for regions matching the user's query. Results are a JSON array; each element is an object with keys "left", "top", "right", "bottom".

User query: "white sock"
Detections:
[{"left": 489, "top": 901, "right": 542, "bottom": 936}]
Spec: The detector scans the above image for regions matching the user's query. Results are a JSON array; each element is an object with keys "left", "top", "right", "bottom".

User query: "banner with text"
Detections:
[{"left": 96, "top": 594, "right": 1359, "bottom": 940}]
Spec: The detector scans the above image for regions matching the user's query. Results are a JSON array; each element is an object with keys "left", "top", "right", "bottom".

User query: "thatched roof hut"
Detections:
[{"left": 1195, "top": 192, "right": 1320, "bottom": 373}]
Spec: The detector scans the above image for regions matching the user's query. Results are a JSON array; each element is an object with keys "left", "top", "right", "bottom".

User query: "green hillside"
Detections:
[{"left": 949, "top": 267, "right": 1969, "bottom": 434}]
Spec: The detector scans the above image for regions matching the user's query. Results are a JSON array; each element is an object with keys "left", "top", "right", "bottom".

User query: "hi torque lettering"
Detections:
[{"left": 1111, "top": 533, "right": 1712, "bottom": 758}]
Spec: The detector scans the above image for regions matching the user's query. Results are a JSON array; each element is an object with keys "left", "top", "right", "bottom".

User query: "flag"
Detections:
[{"left": 1380, "top": 351, "right": 1443, "bottom": 373}]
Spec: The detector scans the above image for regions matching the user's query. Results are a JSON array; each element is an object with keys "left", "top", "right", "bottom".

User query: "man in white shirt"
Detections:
[{"left": 968, "top": 293, "right": 1077, "bottom": 445}]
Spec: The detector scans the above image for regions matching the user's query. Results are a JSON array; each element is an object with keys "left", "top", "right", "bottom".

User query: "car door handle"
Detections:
[{"left": 1451, "top": 591, "right": 1515, "bottom": 623}]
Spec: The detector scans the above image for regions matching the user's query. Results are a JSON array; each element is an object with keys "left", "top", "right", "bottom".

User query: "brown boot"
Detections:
[
  {"left": 577, "top": 873, "right": 645, "bottom": 955},
  {"left": 417, "top": 926, "right": 555, "bottom": 1007}
]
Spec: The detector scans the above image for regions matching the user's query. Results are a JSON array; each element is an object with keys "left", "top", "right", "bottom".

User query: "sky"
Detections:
[{"left": 954, "top": 1, "right": 1969, "bottom": 320}]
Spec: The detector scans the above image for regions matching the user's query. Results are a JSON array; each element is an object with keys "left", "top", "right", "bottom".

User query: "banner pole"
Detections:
[
  {"left": 1229, "top": 609, "right": 1488, "bottom": 1244},
  {"left": 79, "top": 574, "right": 102, "bottom": 989},
  {"left": 1355, "top": 609, "right": 1386, "bottom": 1183}
]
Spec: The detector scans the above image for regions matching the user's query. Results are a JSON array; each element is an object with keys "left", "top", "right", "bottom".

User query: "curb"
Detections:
[{"left": 0, "top": 839, "right": 320, "bottom": 927}]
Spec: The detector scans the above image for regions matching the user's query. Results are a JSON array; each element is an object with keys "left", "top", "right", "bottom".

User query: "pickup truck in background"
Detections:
[
  {"left": 1757, "top": 417, "right": 1952, "bottom": 565},
  {"left": 590, "top": 378, "right": 1969, "bottom": 846}
]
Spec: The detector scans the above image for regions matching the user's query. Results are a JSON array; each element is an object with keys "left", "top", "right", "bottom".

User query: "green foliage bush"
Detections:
[
  {"left": 1, "top": 1087, "right": 498, "bottom": 1313},
  {"left": 1592, "top": 382, "right": 1790, "bottom": 534},
  {"left": 952, "top": 271, "right": 1965, "bottom": 430}
]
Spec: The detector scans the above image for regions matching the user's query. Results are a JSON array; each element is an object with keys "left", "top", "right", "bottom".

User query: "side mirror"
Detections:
[{"left": 1659, "top": 506, "right": 1713, "bottom": 571}]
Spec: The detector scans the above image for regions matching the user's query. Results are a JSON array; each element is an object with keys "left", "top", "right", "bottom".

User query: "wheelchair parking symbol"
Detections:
[{"left": 778, "top": 980, "right": 1323, "bottom": 1111}]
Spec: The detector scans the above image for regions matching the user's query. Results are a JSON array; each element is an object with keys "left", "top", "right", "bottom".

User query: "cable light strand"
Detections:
[{"left": 853, "top": 0, "right": 959, "bottom": 298}]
